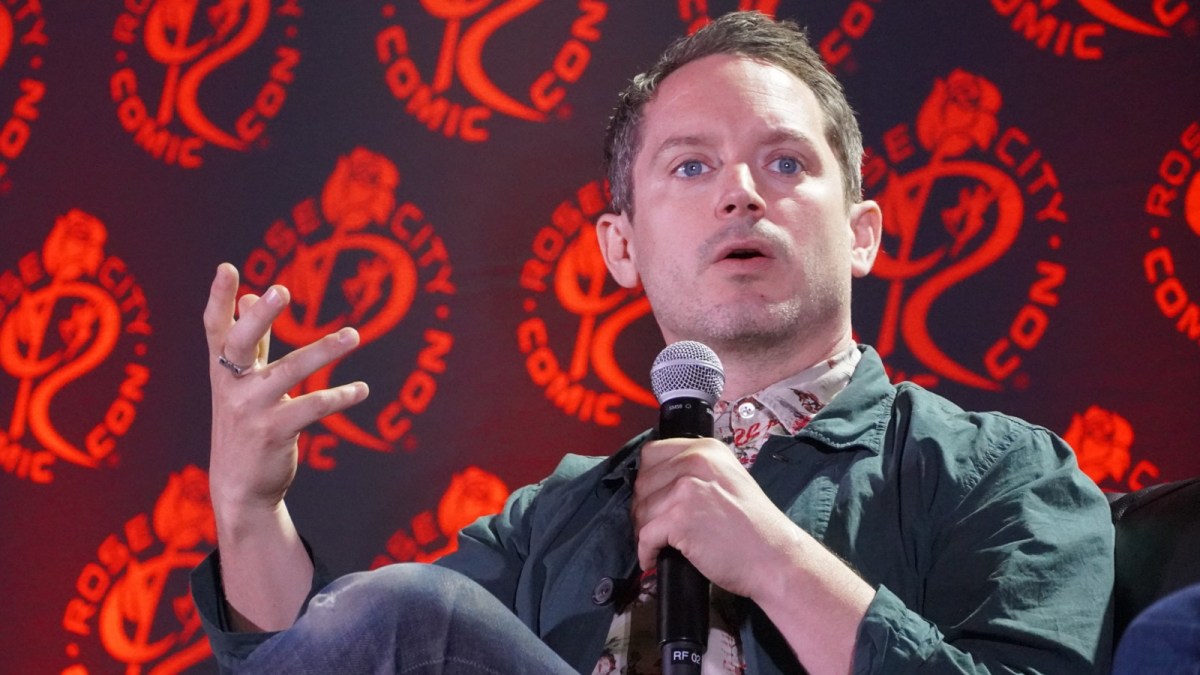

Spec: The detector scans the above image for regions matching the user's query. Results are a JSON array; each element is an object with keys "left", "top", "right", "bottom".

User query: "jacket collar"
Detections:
[
  {"left": 792, "top": 344, "right": 895, "bottom": 455},
  {"left": 600, "top": 429, "right": 651, "bottom": 487}
]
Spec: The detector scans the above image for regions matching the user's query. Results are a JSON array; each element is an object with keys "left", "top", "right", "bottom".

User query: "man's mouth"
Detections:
[
  {"left": 709, "top": 235, "right": 776, "bottom": 265},
  {"left": 725, "top": 248, "right": 765, "bottom": 260}
]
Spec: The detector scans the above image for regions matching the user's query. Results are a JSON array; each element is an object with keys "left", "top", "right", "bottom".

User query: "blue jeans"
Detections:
[
  {"left": 238, "top": 564, "right": 579, "bottom": 674},
  {"left": 1113, "top": 582, "right": 1200, "bottom": 674}
]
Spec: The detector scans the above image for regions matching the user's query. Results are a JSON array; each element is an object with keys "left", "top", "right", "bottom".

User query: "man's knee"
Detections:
[
  {"left": 309, "top": 557, "right": 496, "bottom": 624},
  {"left": 247, "top": 564, "right": 568, "bottom": 674},
  {"left": 310, "top": 563, "right": 478, "bottom": 621}
]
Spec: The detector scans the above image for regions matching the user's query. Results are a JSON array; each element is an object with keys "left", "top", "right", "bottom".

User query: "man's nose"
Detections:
[{"left": 718, "top": 164, "right": 766, "bottom": 217}]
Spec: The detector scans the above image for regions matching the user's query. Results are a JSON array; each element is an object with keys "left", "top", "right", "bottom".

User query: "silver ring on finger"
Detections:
[{"left": 217, "top": 353, "right": 254, "bottom": 378}]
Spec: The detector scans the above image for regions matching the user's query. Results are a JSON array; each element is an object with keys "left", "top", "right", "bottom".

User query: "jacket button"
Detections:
[{"left": 592, "top": 577, "right": 615, "bottom": 605}]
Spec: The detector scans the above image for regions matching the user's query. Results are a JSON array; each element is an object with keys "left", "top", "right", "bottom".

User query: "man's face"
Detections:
[{"left": 598, "top": 54, "right": 880, "bottom": 355}]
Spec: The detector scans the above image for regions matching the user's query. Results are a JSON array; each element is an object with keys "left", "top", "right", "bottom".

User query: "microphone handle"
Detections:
[
  {"left": 656, "top": 398, "right": 713, "bottom": 675},
  {"left": 659, "top": 547, "right": 707, "bottom": 675}
]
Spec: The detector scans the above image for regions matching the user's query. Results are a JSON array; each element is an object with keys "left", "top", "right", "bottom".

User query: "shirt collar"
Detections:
[
  {"left": 714, "top": 342, "right": 861, "bottom": 466},
  {"left": 601, "top": 344, "right": 898, "bottom": 488},
  {"left": 792, "top": 344, "right": 896, "bottom": 455}
]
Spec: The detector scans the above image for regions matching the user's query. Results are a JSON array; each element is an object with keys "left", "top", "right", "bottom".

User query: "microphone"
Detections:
[{"left": 650, "top": 341, "right": 725, "bottom": 675}]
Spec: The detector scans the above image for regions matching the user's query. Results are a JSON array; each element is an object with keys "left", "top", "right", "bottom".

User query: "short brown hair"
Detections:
[{"left": 603, "top": 11, "right": 864, "bottom": 217}]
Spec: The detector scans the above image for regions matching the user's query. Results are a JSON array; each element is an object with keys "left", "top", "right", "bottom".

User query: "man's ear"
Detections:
[
  {"left": 848, "top": 199, "right": 882, "bottom": 278},
  {"left": 596, "top": 211, "right": 640, "bottom": 289}
]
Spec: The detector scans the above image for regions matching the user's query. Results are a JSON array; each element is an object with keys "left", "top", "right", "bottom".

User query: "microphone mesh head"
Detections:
[{"left": 651, "top": 341, "right": 725, "bottom": 405}]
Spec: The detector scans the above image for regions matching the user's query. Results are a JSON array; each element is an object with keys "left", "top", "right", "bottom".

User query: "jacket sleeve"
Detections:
[
  {"left": 188, "top": 481, "right": 546, "bottom": 674},
  {"left": 190, "top": 539, "right": 332, "bottom": 672},
  {"left": 853, "top": 411, "right": 1115, "bottom": 674}
]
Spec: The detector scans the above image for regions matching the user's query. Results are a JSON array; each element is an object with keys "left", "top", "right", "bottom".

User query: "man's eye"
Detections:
[
  {"left": 674, "top": 160, "right": 708, "bottom": 177},
  {"left": 770, "top": 156, "right": 802, "bottom": 175}
]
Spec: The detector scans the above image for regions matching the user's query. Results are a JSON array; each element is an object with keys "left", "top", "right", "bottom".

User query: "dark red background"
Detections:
[{"left": 1, "top": 2, "right": 1198, "bottom": 672}]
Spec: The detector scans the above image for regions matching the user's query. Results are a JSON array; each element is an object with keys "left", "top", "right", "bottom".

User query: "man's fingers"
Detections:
[
  {"left": 203, "top": 263, "right": 240, "bottom": 356},
  {"left": 224, "top": 285, "right": 290, "bottom": 368},
  {"left": 260, "top": 327, "right": 361, "bottom": 399},
  {"left": 259, "top": 320, "right": 273, "bottom": 364},
  {"left": 236, "top": 293, "right": 275, "bottom": 364},
  {"left": 276, "top": 381, "right": 370, "bottom": 436},
  {"left": 633, "top": 474, "right": 700, "bottom": 533},
  {"left": 635, "top": 512, "right": 672, "bottom": 572},
  {"left": 635, "top": 438, "right": 721, "bottom": 497},
  {"left": 237, "top": 292, "right": 258, "bottom": 319}
]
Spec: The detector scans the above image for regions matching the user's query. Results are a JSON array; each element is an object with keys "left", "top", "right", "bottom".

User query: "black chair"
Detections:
[{"left": 1108, "top": 476, "right": 1200, "bottom": 643}]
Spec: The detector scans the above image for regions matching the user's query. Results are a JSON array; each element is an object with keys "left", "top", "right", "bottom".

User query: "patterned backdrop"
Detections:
[{"left": 1, "top": 2, "right": 1197, "bottom": 672}]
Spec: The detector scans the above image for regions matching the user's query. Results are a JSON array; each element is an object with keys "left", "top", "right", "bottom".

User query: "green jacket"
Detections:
[
  {"left": 193, "top": 346, "right": 1113, "bottom": 673},
  {"left": 439, "top": 346, "right": 1114, "bottom": 673}
]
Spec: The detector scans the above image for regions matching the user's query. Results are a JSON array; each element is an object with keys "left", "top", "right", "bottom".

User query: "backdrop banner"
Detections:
[{"left": 1, "top": 2, "right": 1197, "bottom": 672}]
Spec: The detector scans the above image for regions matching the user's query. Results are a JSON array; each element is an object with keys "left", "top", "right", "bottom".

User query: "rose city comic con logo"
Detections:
[
  {"left": 677, "top": 0, "right": 783, "bottom": 33},
  {"left": 677, "top": 0, "right": 885, "bottom": 72},
  {"left": 110, "top": 0, "right": 302, "bottom": 169},
  {"left": 240, "top": 147, "right": 455, "bottom": 469},
  {"left": 0, "top": 211, "right": 152, "bottom": 484},
  {"left": 372, "top": 466, "right": 509, "bottom": 568},
  {"left": 375, "top": 0, "right": 607, "bottom": 142},
  {"left": 858, "top": 69, "right": 1069, "bottom": 392},
  {"left": 517, "top": 179, "right": 657, "bottom": 427},
  {"left": 61, "top": 466, "right": 215, "bottom": 675},
  {"left": 0, "top": 0, "right": 47, "bottom": 193},
  {"left": 990, "top": 0, "right": 1198, "bottom": 59},
  {"left": 1142, "top": 121, "right": 1200, "bottom": 351},
  {"left": 1063, "top": 405, "right": 1162, "bottom": 492}
]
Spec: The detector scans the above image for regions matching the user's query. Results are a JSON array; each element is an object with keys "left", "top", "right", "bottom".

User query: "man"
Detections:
[{"left": 194, "top": 12, "right": 1114, "bottom": 674}]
